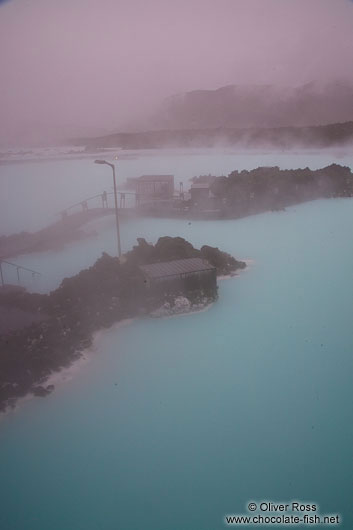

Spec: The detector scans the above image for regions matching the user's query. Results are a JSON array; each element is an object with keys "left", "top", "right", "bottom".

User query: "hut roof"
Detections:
[
  {"left": 191, "top": 183, "right": 212, "bottom": 189},
  {"left": 139, "top": 257, "right": 214, "bottom": 279},
  {"left": 139, "top": 174, "right": 174, "bottom": 182}
]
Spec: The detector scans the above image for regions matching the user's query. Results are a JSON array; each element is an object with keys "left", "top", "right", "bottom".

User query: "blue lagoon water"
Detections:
[{"left": 0, "top": 151, "right": 352, "bottom": 529}]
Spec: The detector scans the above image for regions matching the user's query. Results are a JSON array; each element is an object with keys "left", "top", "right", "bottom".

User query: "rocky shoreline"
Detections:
[
  {"left": 191, "top": 163, "right": 353, "bottom": 219},
  {"left": 0, "top": 236, "right": 246, "bottom": 412}
]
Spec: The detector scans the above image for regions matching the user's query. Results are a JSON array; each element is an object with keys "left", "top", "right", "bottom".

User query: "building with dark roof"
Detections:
[
  {"left": 190, "top": 182, "right": 219, "bottom": 211},
  {"left": 139, "top": 257, "right": 216, "bottom": 293},
  {"left": 137, "top": 175, "right": 174, "bottom": 199}
]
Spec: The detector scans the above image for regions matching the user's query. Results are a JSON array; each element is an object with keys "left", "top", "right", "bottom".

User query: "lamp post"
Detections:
[{"left": 94, "top": 159, "right": 122, "bottom": 257}]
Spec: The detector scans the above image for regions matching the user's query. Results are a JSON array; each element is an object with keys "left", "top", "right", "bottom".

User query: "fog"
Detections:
[
  {"left": 1, "top": 0, "right": 353, "bottom": 145},
  {"left": 1, "top": 3, "right": 353, "bottom": 527}
]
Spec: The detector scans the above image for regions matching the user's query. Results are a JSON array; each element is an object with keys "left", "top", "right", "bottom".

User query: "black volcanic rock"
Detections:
[
  {"left": 209, "top": 163, "right": 353, "bottom": 218},
  {"left": 0, "top": 238, "right": 245, "bottom": 412},
  {"left": 200, "top": 245, "right": 246, "bottom": 275}
]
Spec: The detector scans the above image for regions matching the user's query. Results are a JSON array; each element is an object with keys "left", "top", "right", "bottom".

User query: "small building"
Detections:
[
  {"left": 137, "top": 175, "right": 174, "bottom": 199},
  {"left": 124, "top": 176, "right": 139, "bottom": 190},
  {"left": 139, "top": 257, "right": 216, "bottom": 292},
  {"left": 190, "top": 182, "right": 220, "bottom": 211},
  {"left": 190, "top": 182, "right": 211, "bottom": 203}
]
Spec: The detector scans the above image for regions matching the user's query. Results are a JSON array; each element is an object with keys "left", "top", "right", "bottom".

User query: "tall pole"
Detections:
[
  {"left": 111, "top": 164, "right": 122, "bottom": 257},
  {"left": 94, "top": 159, "right": 122, "bottom": 258}
]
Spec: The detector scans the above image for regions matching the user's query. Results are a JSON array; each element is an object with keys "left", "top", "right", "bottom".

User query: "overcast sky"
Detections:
[{"left": 1, "top": 0, "right": 353, "bottom": 144}]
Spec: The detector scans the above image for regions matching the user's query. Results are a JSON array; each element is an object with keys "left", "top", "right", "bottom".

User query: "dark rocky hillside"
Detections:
[
  {"left": 78, "top": 121, "right": 353, "bottom": 150},
  {"left": 0, "top": 237, "right": 245, "bottom": 412}
]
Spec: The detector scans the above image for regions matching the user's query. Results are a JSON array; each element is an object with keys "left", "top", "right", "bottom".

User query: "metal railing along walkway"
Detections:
[{"left": 0, "top": 259, "right": 42, "bottom": 287}]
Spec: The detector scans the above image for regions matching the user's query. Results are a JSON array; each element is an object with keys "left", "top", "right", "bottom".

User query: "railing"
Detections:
[
  {"left": 0, "top": 259, "right": 42, "bottom": 287},
  {"left": 57, "top": 190, "right": 137, "bottom": 218},
  {"left": 56, "top": 187, "right": 185, "bottom": 219}
]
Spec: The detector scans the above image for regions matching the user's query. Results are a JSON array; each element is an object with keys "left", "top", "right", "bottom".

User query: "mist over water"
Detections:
[
  {"left": 1, "top": 0, "right": 353, "bottom": 527},
  {"left": 2, "top": 148, "right": 353, "bottom": 234},
  {"left": 0, "top": 150, "right": 352, "bottom": 529},
  {"left": 0, "top": 148, "right": 352, "bottom": 291}
]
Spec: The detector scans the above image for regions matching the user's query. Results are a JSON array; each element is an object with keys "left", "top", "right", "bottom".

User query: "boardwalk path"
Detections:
[{"left": 0, "top": 207, "right": 135, "bottom": 260}]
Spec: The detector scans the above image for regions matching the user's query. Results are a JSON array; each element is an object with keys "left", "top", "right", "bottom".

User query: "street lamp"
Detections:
[{"left": 94, "top": 159, "right": 122, "bottom": 257}]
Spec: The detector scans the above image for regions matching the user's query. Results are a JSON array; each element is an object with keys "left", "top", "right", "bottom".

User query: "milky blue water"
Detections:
[
  {"left": 2, "top": 148, "right": 353, "bottom": 235},
  {"left": 0, "top": 151, "right": 352, "bottom": 529}
]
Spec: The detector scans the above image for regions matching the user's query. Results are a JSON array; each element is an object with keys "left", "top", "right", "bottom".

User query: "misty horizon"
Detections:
[
  {"left": 1, "top": 3, "right": 353, "bottom": 528},
  {"left": 1, "top": 0, "right": 353, "bottom": 145}
]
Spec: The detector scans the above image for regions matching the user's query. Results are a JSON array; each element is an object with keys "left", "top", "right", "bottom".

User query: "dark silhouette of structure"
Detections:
[
  {"left": 139, "top": 257, "right": 216, "bottom": 293},
  {"left": 102, "top": 190, "right": 108, "bottom": 208},
  {"left": 136, "top": 175, "right": 174, "bottom": 199}
]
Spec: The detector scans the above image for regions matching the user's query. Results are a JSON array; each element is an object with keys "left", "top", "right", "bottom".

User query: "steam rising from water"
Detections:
[{"left": 0, "top": 0, "right": 353, "bottom": 144}]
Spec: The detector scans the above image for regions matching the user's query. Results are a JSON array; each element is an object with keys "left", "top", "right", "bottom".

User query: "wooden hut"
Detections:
[
  {"left": 139, "top": 257, "right": 216, "bottom": 293},
  {"left": 137, "top": 175, "right": 174, "bottom": 199}
]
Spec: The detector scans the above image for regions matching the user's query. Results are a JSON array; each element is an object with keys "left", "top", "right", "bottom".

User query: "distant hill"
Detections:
[
  {"left": 151, "top": 82, "right": 353, "bottom": 130},
  {"left": 77, "top": 121, "right": 353, "bottom": 150}
]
